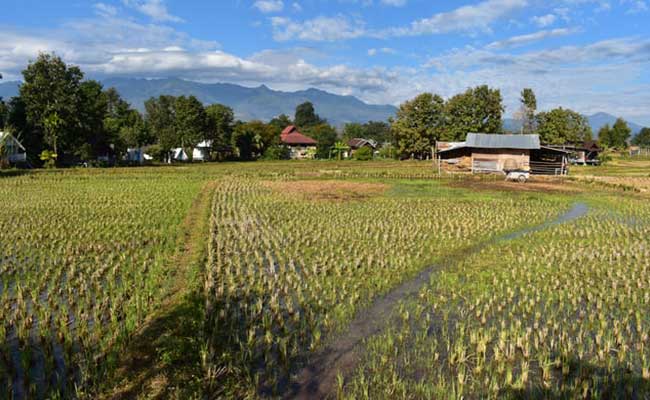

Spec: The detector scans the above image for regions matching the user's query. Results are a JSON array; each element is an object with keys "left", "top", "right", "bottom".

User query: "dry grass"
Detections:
[
  {"left": 262, "top": 180, "right": 389, "bottom": 201},
  {"left": 449, "top": 176, "right": 585, "bottom": 194}
]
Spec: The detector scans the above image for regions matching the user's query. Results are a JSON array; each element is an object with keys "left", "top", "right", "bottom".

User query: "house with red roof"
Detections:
[{"left": 280, "top": 125, "right": 318, "bottom": 159}]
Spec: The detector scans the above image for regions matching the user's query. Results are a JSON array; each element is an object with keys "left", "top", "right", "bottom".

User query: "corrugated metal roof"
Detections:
[{"left": 466, "top": 133, "right": 540, "bottom": 149}]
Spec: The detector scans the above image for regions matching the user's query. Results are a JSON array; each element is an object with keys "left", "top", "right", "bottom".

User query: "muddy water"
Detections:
[{"left": 285, "top": 203, "right": 589, "bottom": 400}]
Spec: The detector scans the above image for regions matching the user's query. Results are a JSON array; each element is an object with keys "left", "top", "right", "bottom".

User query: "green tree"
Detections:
[
  {"left": 145, "top": 95, "right": 177, "bottom": 159},
  {"left": 20, "top": 53, "right": 85, "bottom": 163},
  {"left": 632, "top": 127, "right": 650, "bottom": 147},
  {"left": 598, "top": 124, "right": 613, "bottom": 148},
  {"left": 174, "top": 96, "right": 208, "bottom": 161},
  {"left": 520, "top": 88, "right": 537, "bottom": 134},
  {"left": 444, "top": 85, "right": 504, "bottom": 140},
  {"left": 77, "top": 80, "right": 109, "bottom": 160},
  {"left": 231, "top": 121, "right": 277, "bottom": 160},
  {"left": 0, "top": 99, "right": 7, "bottom": 130},
  {"left": 536, "top": 108, "right": 592, "bottom": 145},
  {"left": 342, "top": 123, "right": 365, "bottom": 141},
  {"left": 363, "top": 121, "right": 391, "bottom": 144},
  {"left": 205, "top": 103, "right": 235, "bottom": 160},
  {"left": 391, "top": 93, "right": 445, "bottom": 159},
  {"left": 6, "top": 97, "right": 38, "bottom": 163},
  {"left": 303, "top": 123, "right": 337, "bottom": 159},
  {"left": 608, "top": 118, "right": 632, "bottom": 150},
  {"left": 294, "top": 102, "right": 324, "bottom": 128}
]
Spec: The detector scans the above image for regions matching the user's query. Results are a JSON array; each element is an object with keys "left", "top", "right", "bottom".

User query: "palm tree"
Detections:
[{"left": 331, "top": 141, "right": 350, "bottom": 160}]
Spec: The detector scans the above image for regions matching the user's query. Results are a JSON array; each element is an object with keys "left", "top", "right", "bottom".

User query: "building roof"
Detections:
[
  {"left": 348, "top": 138, "right": 377, "bottom": 149},
  {"left": 280, "top": 125, "right": 318, "bottom": 145},
  {"left": 465, "top": 133, "right": 540, "bottom": 149}
]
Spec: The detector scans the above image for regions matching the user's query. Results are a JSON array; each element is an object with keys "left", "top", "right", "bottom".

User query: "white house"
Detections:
[{"left": 0, "top": 131, "right": 27, "bottom": 164}]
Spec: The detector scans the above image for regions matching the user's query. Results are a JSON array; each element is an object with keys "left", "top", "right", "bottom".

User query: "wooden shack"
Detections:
[{"left": 437, "top": 133, "right": 569, "bottom": 176}]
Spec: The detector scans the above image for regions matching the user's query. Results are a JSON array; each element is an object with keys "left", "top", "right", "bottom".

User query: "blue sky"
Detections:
[{"left": 1, "top": 0, "right": 649, "bottom": 124}]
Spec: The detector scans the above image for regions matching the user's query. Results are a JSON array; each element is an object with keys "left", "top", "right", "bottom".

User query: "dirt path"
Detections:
[
  {"left": 101, "top": 180, "right": 218, "bottom": 400},
  {"left": 286, "top": 203, "right": 589, "bottom": 400}
]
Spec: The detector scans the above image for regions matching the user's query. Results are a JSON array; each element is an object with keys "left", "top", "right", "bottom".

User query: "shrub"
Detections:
[
  {"left": 262, "top": 145, "right": 291, "bottom": 160},
  {"left": 353, "top": 146, "right": 373, "bottom": 161}
]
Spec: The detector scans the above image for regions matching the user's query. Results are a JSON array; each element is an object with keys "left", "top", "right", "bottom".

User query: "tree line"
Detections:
[
  {"left": 1, "top": 53, "right": 646, "bottom": 167},
  {"left": 0, "top": 54, "right": 356, "bottom": 166}
]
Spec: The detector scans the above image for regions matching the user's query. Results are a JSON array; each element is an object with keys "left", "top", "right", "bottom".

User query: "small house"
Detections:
[
  {"left": 345, "top": 138, "right": 378, "bottom": 158},
  {"left": 281, "top": 126, "right": 318, "bottom": 159},
  {"left": 437, "top": 133, "right": 569, "bottom": 175},
  {"left": 0, "top": 131, "right": 27, "bottom": 164}
]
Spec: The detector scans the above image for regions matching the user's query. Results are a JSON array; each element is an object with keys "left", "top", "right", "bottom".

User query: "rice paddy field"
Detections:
[{"left": 1, "top": 160, "right": 649, "bottom": 399}]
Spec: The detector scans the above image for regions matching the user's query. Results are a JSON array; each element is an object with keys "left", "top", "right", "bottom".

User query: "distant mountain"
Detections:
[
  {"left": 504, "top": 112, "right": 645, "bottom": 138},
  {"left": 0, "top": 78, "right": 397, "bottom": 127},
  {"left": 0, "top": 81, "right": 20, "bottom": 101}
]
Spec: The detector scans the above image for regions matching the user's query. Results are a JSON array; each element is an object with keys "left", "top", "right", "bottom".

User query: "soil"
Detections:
[
  {"left": 284, "top": 203, "right": 589, "bottom": 400},
  {"left": 263, "top": 180, "right": 389, "bottom": 201}
]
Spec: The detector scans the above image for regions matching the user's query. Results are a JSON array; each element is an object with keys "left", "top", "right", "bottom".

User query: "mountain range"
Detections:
[{"left": 1, "top": 78, "right": 646, "bottom": 134}]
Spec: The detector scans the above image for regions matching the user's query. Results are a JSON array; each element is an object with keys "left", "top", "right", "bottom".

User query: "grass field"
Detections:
[{"left": 0, "top": 160, "right": 649, "bottom": 399}]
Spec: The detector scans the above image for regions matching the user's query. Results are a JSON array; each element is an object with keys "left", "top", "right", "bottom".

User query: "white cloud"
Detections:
[
  {"left": 253, "top": 0, "right": 284, "bottom": 13},
  {"left": 271, "top": 16, "right": 366, "bottom": 41},
  {"left": 122, "top": 0, "right": 184, "bottom": 23},
  {"left": 486, "top": 28, "right": 577, "bottom": 49},
  {"left": 531, "top": 14, "right": 557, "bottom": 27},
  {"left": 270, "top": 0, "right": 528, "bottom": 42},
  {"left": 382, "top": 0, "right": 528, "bottom": 37},
  {"left": 367, "top": 47, "right": 397, "bottom": 56}
]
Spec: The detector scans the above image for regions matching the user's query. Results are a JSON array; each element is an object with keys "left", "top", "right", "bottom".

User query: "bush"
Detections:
[
  {"left": 353, "top": 146, "right": 373, "bottom": 161},
  {"left": 262, "top": 145, "right": 290, "bottom": 160}
]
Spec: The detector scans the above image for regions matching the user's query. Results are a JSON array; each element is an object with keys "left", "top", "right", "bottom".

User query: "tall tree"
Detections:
[
  {"left": 77, "top": 80, "right": 109, "bottom": 160},
  {"left": 610, "top": 118, "right": 632, "bottom": 150},
  {"left": 294, "top": 102, "right": 324, "bottom": 128},
  {"left": 20, "top": 53, "right": 85, "bottom": 162},
  {"left": 174, "top": 95, "right": 208, "bottom": 161},
  {"left": 632, "top": 127, "right": 650, "bottom": 147},
  {"left": 598, "top": 124, "right": 613, "bottom": 148},
  {"left": 520, "top": 88, "right": 537, "bottom": 134},
  {"left": 205, "top": 103, "right": 235, "bottom": 159},
  {"left": 391, "top": 93, "right": 445, "bottom": 158},
  {"left": 145, "top": 95, "right": 177, "bottom": 159},
  {"left": 444, "top": 85, "right": 504, "bottom": 140},
  {"left": 342, "top": 123, "right": 365, "bottom": 141},
  {"left": 536, "top": 107, "right": 592, "bottom": 145}
]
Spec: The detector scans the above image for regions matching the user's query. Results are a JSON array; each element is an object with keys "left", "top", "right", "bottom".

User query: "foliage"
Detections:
[
  {"left": 332, "top": 141, "right": 350, "bottom": 160},
  {"left": 205, "top": 103, "right": 235, "bottom": 160},
  {"left": 353, "top": 146, "right": 373, "bottom": 161},
  {"left": 261, "top": 145, "right": 291, "bottom": 160},
  {"left": 294, "top": 102, "right": 325, "bottom": 128},
  {"left": 231, "top": 120, "right": 278, "bottom": 161},
  {"left": 536, "top": 107, "right": 593, "bottom": 145},
  {"left": 304, "top": 123, "right": 338, "bottom": 159},
  {"left": 391, "top": 93, "right": 445, "bottom": 159},
  {"left": 39, "top": 149, "right": 58, "bottom": 168},
  {"left": 633, "top": 127, "right": 650, "bottom": 147},
  {"left": 444, "top": 85, "right": 504, "bottom": 140},
  {"left": 599, "top": 118, "right": 631, "bottom": 150},
  {"left": 174, "top": 95, "right": 208, "bottom": 161}
]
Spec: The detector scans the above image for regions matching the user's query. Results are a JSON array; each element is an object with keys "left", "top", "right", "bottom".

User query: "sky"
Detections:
[{"left": 1, "top": 0, "right": 649, "bottom": 124}]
